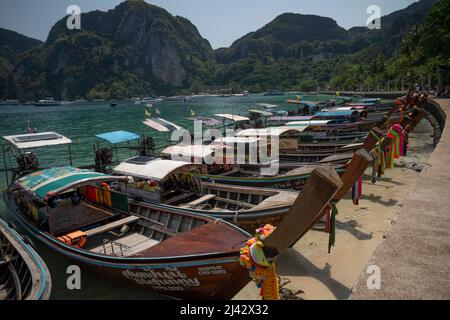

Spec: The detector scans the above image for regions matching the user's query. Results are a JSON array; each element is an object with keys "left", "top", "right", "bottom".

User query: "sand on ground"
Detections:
[{"left": 235, "top": 121, "right": 434, "bottom": 300}]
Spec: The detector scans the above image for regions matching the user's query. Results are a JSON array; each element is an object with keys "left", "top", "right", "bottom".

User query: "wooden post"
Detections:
[{"left": 263, "top": 165, "right": 342, "bottom": 258}]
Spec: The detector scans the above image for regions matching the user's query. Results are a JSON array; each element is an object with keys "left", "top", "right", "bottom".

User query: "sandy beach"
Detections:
[{"left": 235, "top": 120, "right": 434, "bottom": 300}]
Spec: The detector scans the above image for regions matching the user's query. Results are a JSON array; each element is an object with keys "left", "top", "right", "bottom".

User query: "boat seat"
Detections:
[
  {"left": 180, "top": 194, "right": 216, "bottom": 208},
  {"left": 84, "top": 216, "right": 140, "bottom": 238},
  {"left": 89, "top": 233, "right": 159, "bottom": 256},
  {"left": 163, "top": 192, "right": 195, "bottom": 205}
]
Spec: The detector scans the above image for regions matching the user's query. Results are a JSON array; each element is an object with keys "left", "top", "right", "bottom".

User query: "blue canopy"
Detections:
[{"left": 96, "top": 131, "right": 140, "bottom": 144}]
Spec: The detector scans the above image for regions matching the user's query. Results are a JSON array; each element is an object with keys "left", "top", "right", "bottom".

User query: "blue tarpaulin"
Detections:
[{"left": 96, "top": 131, "right": 140, "bottom": 144}]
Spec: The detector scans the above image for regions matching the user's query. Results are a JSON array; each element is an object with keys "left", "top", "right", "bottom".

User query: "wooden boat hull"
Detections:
[
  {"left": 0, "top": 218, "right": 52, "bottom": 300},
  {"left": 145, "top": 198, "right": 292, "bottom": 234},
  {"left": 2, "top": 192, "right": 251, "bottom": 300},
  {"left": 196, "top": 167, "right": 346, "bottom": 190}
]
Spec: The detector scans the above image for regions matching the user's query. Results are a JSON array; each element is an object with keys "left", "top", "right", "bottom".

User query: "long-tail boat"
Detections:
[
  {"left": 192, "top": 127, "right": 382, "bottom": 190},
  {"left": 2, "top": 163, "right": 342, "bottom": 299},
  {"left": 0, "top": 218, "right": 52, "bottom": 300},
  {"left": 110, "top": 147, "right": 372, "bottom": 233}
]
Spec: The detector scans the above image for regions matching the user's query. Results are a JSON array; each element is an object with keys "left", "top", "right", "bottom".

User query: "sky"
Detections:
[{"left": 0, "top": 0, "right": 419, "bottom": 49}]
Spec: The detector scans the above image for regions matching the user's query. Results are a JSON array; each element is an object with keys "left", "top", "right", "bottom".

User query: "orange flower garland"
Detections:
[{"left": 239, "top": 224, "right": 280, "bottom": 300}]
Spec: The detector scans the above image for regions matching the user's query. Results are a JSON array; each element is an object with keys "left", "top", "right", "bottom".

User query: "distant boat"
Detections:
[
  {"left": 264, "top": 90, "right": 285, "bottom": 96},
  {"left": 110, "top": 101, "right": 118, "bottom": 108},
  {"left": 35, "top": 98, "right": 61, "bottom": 107},
  {"left": 137, "top": 97, "right": 162, "bottom": 104},
  {"left": 23, "top": 101, "right": 36, "bottom": 106},
  {"left": 0, "top": 100, "right": 20, "bottom": 106}
]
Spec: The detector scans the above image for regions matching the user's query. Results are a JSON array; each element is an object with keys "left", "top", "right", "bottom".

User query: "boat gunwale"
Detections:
[{"left": 0, "top": 218, "right": 51, "bottom": 300}]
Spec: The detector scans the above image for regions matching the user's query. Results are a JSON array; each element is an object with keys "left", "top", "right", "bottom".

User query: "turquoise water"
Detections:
[{"left": 0, "top": 93, "right": 336, "bottom": 299}]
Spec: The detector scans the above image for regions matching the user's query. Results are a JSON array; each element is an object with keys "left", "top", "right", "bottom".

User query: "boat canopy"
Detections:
[
  {"left": 248, "top": 109, "right": 273, "bottom": 116},
  {"left": 143, "top": 118, "right": 182, "bottom": 132},
  {"left": 161, "top": 144, "right": 227, "bottom": 159},
  {"left": 257, "top": 103, "right": 278, "bottom": 109},
  {"left": 113, "top": 158, "right": 204, "bottom": 181},
  {"left": 15, "top": 166, "right": 127, "bottom": 200},
  {"left": 213, "top": 136, "right": 263, "bottom": 145},
  {"left": 268, "top": 116, "right": 315, "bottom": 122},
  {"left": 348, "top": 102, "right": 376, "bottom": 106},
  {"left": 315, "top": 110, "right": 359, "bottom": 118},
  {"left": 3, "top": 132, "right": 72, "bottom": 149},
  {"left": 214, "top": 114, "right": 250, "bottom": 122},
  {"left": 287, "top": 100, "right": 318, "bottom": 108},
  {"left": 95, "top": 131, "right": 140, "bottom": 144},
  {"left": 236, "top": 126, "right": 307, "bottom": 137},
  {"left": 356, "top": 98, "right": 381, "bottom": 104},
  {"left": 286, "top": 120, "right": 333, "bottom": 127}
]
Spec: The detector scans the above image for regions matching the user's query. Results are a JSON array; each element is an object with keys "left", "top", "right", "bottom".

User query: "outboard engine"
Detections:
[
  {"left": 138, "top": 136, "right": 156, "bottom": 157},
  {"left": 16, "top": 152, "right": 39, "bottom": 173},
  {"left": 95, "top": 148, "right": 113, "bottom": 173}
]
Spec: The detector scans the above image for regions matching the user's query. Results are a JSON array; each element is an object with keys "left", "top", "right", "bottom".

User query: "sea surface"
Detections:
[{"left": 0, "top": 93, "right": 339, "bottom": 299}]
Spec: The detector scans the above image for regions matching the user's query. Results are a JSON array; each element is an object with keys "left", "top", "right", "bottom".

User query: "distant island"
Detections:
[{"left": 0, "top": 0, "right": 448, "bottom": 101}]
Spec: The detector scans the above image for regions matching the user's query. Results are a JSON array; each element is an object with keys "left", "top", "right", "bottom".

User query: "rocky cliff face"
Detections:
[
  {"left": 0, "top": 28, "right": 42, "bottom": 98},
  {"left": 10, "top": 0, "right": 215, "bottom": 100},
  {"left": 216, "top": 13, "right": 349, "bottom": 63}
]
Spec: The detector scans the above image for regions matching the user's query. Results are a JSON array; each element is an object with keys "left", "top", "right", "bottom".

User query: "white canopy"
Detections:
[
  {"left": 213, "top": 136, "right": 262, "bottom": 144},
  {"left": 161, "top": 144, "right": 227, "bottom": 159},
  {"left": 214, "top": 114, "right": 250, "bottom": 122},
  {"left": 113, "top": 158, "right": 201, "bottom": 181},
  {"left": 257, "top": 103, "right": 278, "bottom": 109},
  {"left": 287, "top": 120, "right": 332, "bottom": 127},
  {"left": 3, "top": 132, "right": 72, "bottom": 149},
  {"left": 236, "top": 127, "right": 306, "bottom": 138}
]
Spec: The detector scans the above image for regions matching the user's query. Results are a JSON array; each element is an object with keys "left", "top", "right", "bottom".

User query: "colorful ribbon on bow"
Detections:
[
  {"left": 239, "top": 224, "right": 280, "bottom": 300},
  {"left": 325, "top": 202, "right": 339, "bottom": 254}
]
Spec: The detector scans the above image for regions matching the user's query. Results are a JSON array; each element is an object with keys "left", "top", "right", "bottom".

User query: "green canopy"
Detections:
[{"left": 16, "top": 166, "right": 127, "bottom": 200}]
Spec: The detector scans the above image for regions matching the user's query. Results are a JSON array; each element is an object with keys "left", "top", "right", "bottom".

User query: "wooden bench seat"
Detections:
[
  {"left": 85, "top": 216, "right": 140, "bottom": 238},
  {"left": 163, "top": 192, "right": 195, "bottom": 205},
  {"left": 90, "top": 233, "right": 159, "bottom": 256},
  {"left": 180, "top": 194, "right": 216, "bottom": 208}
]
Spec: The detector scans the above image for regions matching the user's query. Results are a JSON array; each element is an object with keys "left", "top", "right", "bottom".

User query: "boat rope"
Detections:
[
  {"left": 325, "top": 201, "right": 339, "bottom": 254},
  {"left": 239, "top": 224, "right": 280, "bottom": 300}
]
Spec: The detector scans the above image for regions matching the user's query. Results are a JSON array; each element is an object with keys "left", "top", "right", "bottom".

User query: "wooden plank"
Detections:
[
  {"left": 215, "top": 197, "right": 256, "bottom": 209},
  {"left": 180, "top": 194, "right": 216, "bottom": 208},
  {"left": 163, "top": 192, "right": 195, "bottom": 205},
  {"left": 85, "top": 216, "right": 140, "bottom": 238},
  {"left": 263, "top": 165, "right": 342, "bottom": 258}
]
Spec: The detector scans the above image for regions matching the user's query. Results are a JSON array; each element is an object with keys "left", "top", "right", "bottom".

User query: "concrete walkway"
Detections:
[{"left": 350, "top": 99, "right": 450, "bottom": 300}]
